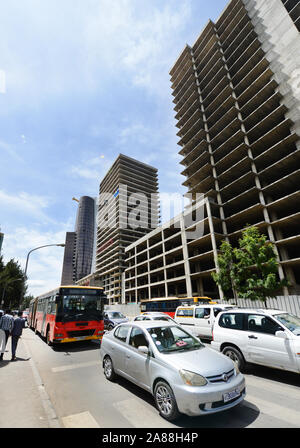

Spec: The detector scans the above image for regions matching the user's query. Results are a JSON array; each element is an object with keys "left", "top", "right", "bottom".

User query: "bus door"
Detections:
[
  {"left": 41, "top": 298, "right": 49, "bottom": 336},
  {"left": 31, "top": 298, "right": 38, "bottom": 327}
]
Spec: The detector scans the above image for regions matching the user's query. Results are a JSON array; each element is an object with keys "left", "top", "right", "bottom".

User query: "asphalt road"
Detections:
[{"left": 22, "top": 328, "right": 300, "bottom": 429}]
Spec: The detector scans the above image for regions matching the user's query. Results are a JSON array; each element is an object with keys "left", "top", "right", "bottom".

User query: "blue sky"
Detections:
[{"left": 0, "top": 0, "right": 229, "bottom": 296}]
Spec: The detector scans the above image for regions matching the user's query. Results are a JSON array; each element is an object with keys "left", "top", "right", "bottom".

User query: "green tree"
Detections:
[
  {"left": 212, "top": 226, "right": 288, "bottom": 306},
  {"left": 211, "top": 240, "right": 238, "bottom": 300},
  {"left": 0, "top": 259, "right": 26, "bottom": 309}
]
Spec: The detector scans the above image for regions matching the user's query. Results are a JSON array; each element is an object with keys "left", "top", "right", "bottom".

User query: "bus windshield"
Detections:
[{"left": 57, "top": 293, "right": 104, "bottom": 322}]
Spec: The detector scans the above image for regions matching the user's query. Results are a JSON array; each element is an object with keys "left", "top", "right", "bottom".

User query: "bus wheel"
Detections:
[{"left": 46, "top": 330, "right": 52, "bottom": 346}]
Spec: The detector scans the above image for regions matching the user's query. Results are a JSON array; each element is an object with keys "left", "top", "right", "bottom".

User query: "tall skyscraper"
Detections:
[
  {"left": 61, "top": 196, "right": 96, "bottom": 285},
  {"left": 169, "top": 0, "right": 300, "bottom": 296},
  {"left": 96, "top": 154, "right": 159, "bottom": 304}
]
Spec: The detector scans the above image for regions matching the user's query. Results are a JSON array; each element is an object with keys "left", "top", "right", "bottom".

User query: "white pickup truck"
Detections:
[{"left": 174, "top": 304, "right": 235, "bottom": 340}]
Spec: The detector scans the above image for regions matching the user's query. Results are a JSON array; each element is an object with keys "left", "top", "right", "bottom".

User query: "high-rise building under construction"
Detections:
[{"left": 169, "top": 0, "right": 300, "bottom": 297}]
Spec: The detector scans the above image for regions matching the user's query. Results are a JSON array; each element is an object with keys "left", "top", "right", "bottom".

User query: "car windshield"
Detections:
[
  {"left": 147, "top": 325, "right": 204, "bottom": 353},
  {"left": 275, "top": 313, "right": 300, "bottom": 335},
  {"left": 108, "top": 312, "right": 125, "bottom": 319}
]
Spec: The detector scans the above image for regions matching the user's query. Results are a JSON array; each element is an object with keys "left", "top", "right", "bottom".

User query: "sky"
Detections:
[{"left": 0, "top": 0, "right": 229, "bottom": 297}]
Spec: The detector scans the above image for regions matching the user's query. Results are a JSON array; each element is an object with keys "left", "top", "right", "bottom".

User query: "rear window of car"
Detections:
[
  {"left": 114, "top": 325, "right": 130, "bottom": 342},
  {"left": 219, "top": 313, "right": 244, "bottom": 330},
  {"left": 176, "top": 308, "right": 193, "bottom": 317}
]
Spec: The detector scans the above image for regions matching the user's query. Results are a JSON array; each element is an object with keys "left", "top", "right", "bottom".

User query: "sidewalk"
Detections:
[{"left": 0, "top": 329, "right": 60, "bottom": 428}]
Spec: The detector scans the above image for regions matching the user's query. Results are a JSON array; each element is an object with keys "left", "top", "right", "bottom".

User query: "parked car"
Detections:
[
  {"left": 104, "top": 311, "right": 129, "bottom": 331},
  {"left": 174, "top": 304, "right": 235, "bottom": 340},
  {"left": 211, "top": 308, "right": 300, "bottom": 374},
  {"left": 100, "top": 321, "right": 245, "bottom": 421},
  {"left": 133, "top": 312, "right": 177, "bottom": 323}
]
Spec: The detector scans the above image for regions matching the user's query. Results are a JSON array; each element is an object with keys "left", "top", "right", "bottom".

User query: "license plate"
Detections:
[
  {"left": 223, "top": 389, "right": 240, "bottom": 403},
  {"left": 76, "top": 336, "right": 88, "bottom": 341}
]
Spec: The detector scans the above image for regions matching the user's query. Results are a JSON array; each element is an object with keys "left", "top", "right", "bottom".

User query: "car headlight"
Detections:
[{"left": 179, "top": 369, "right": 207, "bottom": 386}]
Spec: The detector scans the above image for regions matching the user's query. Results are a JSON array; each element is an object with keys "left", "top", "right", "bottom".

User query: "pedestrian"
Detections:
[
  {"left": 11, "top": 311, "right": 25, "bottom": 361},
  {"left": 0, "top": 310, "right": 5, "bottom": 361},
  {"left": 0, "top": 309, "right": 14, "bottom": 360}
]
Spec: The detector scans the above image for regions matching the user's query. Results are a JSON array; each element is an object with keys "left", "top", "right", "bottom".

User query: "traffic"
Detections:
[{"left": 19, "top": 288, "right": 300, "bottom": 423}]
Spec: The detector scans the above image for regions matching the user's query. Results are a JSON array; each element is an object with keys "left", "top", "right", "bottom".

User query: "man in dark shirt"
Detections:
[{"left": 11, "top": 311, "right": 25, "bottom": 361}]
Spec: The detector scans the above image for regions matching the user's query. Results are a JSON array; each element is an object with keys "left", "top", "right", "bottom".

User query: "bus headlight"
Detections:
[{"left": 179, "top": 369, "right": 207, "bottom": 386}]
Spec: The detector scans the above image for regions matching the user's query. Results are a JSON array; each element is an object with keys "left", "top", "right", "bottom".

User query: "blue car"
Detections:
[{"left": 104, "top": 311, "right": 129, "bottom": 330}]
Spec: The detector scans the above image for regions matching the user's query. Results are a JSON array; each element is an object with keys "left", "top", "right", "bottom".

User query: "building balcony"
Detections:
[
  {"left": 208, "top": 106, "right": 238, "bottom": 140},
  {"left": 217, "top": 155, "right": 252, "bottom": 189},
  {"left": 210, "top": 117, "right": 242, "bottom": 151},
  {"left": 219, "top": 170, "right": 256, "bottom": 203},
  {"left": 203, "top": 77, "right": 231, "bottom": 110},
  {"left": 176, "top": 98, "right": 199, "bottom": 127},
  {"left": 250, "top": 118, "right": 294, "bottom": 157},
  {"left": 192, "top": 20, "right": 216, "bottom": 62},
  {"left": 233, "top": 57, "right": 270, "bottom": 97},
  {"left": 182, "top": 162, "right": 212, "bottom": 188},
  {"left": 214, "top": 142, "right": 248, "bottom": 170},
  {"left": 218, "top": 4, "right": 248, "bottom": 42},
  {"left": 223, "top": 16, "right": 252, "bottom": 56}
]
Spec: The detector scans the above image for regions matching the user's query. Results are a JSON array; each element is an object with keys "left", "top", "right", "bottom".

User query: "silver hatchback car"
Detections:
[{"left": 100, "top": 321, "right": 246, "bottom": 421}]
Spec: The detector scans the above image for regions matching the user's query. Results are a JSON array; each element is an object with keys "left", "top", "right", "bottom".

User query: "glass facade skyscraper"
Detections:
[{"left": 61, "top": 196, "right": 96, "bottom": 285}]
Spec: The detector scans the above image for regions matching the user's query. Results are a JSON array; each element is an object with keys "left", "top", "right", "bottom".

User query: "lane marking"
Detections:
[
  {"left": 113, "top": 398, "right": 173, "bottom": 428},
  {"left": 62, "top": 411, "right": 100, "bottom": 428},
  {"left": 243, "top": 394, "right": 300, "bottom": 427},
  {"left": 51, "top": 360, "right": 100, "bottom": 373}
]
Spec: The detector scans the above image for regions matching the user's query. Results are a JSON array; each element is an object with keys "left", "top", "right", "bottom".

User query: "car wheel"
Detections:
[
  {"left": 103, "top": 356, "right": 116, "bottom": 381},
  {"left": 222, "top": 346, "right": 246, "bottom": 372},
  {"left": 154, "top": 381, "right": 180, "bottom": 422}
]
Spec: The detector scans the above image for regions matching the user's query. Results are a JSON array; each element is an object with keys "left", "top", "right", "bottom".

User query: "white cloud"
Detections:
[
  {"left": 70, "top": 154, "right": 114, "bottom": 182},
  {"left": 2, "top": 226, "right": 68, "bottom": 297},
  {"left": 83, "top": 0, "right": 192, "bottom": 95},
  {"left": 0, "top": 190, "right": 54, "bottom": 224},
  {"left": 0, "top": 140, "right": 24, "bottom": 162}
]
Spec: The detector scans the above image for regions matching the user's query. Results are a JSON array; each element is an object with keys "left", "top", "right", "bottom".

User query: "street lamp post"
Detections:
[
  {"left": 24, "top": 243, "right": 65, "bottom": 277},
  {"left": 21, "top": 243, "right": 65, "bottom": 305}
]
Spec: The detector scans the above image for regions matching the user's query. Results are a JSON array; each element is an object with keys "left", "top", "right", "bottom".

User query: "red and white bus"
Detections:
[
  {"left": 28, "top": 285, "right": 108, "bottom": 345},
  {"left": 140, "top": 296, "right": 217, "bottom": 318}
]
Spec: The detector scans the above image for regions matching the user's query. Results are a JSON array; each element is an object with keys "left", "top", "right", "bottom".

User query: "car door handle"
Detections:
[
  {"left": 248, "top": 335, "right": 258, "bottom": 339},
  {"left": 126, "top": 354, "right": 130, "bottom": 359}
]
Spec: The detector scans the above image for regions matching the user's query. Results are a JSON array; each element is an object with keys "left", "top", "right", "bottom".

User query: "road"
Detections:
[{"left": 21, "top": 328, "right": 300, "bottom": 429}]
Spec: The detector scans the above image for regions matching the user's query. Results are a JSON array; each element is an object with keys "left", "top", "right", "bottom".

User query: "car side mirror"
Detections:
[
  {"left": 138, "top": 346, "right": 149, "bottom": 355},
  {"left": 275, "top": 330, "right": 287, "bottom": 339}
]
